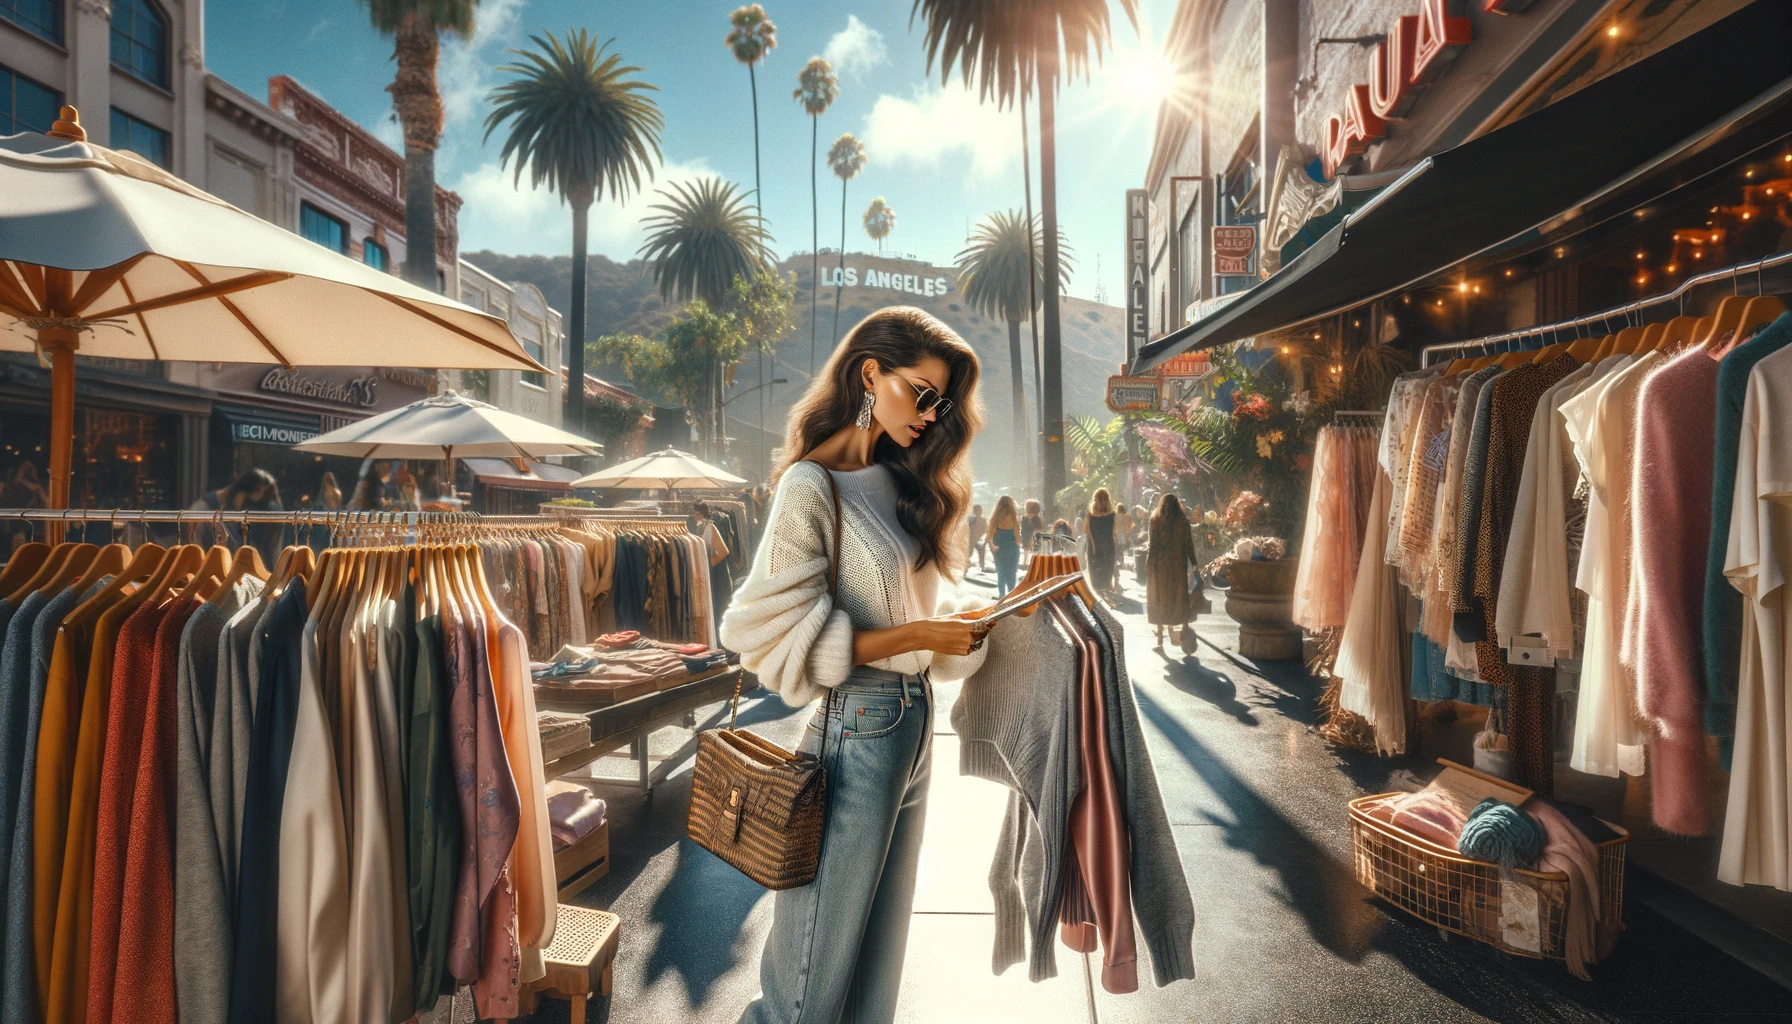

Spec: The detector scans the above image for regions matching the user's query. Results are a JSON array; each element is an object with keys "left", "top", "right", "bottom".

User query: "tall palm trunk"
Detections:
[
  {"left": 832, "top": 176, "right": 847, "bottom": 349},
  {"left": 391, "top": 10, "right": 442, "bottom": 290},
  {"left": 1038, "top": 50, "right": 1066, "bottom": 510},
  {"left": 566, "top": 185, "right": 593, "bottom": 437},
  {"left": 809, "top": 115, "right": 819, "bottom": 374},
  {"left": 1007, "top": 315, "right": 1031, "bottom": 495},
  {"left": 748, "top": 61, "right": 765, "bottom": 476},
  {"left": 1021, "top": 87, "right": 1042, "bottom": 494}
]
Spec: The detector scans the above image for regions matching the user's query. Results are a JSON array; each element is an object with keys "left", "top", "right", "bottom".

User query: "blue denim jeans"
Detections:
[{"left": 738, "top": 668, "right": 933, "bottom": 1024}]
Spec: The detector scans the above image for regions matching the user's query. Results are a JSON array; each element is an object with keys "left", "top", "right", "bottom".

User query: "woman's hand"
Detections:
[{"left": 852, "top": 614, "right": 990, "bottom": 665}]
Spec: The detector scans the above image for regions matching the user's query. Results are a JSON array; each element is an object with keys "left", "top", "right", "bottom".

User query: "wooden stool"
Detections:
[{"left": 519, "top": 905, "right": 620, "bottom": 1024}]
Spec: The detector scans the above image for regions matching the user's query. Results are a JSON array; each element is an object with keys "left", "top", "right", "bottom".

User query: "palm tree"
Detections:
[
  {"left": 913, "top": 0, "right": 1139, "bottom": 507},
  {"left": 485, "top": 29, "right": 664, "bottom": 436},
  {"left": 361, "top": 0, "right": 478, "bottom": 291},
  {"left": 726, "top": 5, "right": 777, "bottom": 216},
  {"left": 863, "top": 197, "right": 895, "bottom": 254},
  {"left": 794, "top": 57, "right": 839, "bottom": 374},
  {"left": 826, "top": 132, "right": 867, "bottom": 345},
  {"left": 638, "top": 176, "right": 771, "bottom": 463},
  {"left": 639, "top": 177, "right": 773, "bottom": 308},
  {"left": 956, "top": 210, "right": 1071, "bottom": 493}
]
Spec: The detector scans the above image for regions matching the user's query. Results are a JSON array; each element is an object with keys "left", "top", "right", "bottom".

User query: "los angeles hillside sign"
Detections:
[{"left": 822, "top": 264, "right": 956, "bottom": 299}]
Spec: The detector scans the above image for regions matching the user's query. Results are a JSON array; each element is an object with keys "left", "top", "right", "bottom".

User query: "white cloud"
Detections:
[
  {"left": 860, "top": 84, "right": 1018, "bottom": 182},
  {"left": 823, "top": 15, "right": 886, "bottom": 78},
  {"left": 437, "top": 0, "right": 526, "bottom": 132},
  {"left": 453, "top": 157, "right": 718, "bottom": 260}
]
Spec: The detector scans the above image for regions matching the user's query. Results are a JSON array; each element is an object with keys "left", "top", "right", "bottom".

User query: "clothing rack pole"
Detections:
[{"left": 1417, "top": 246, "right": 1792, "bottom": 367}]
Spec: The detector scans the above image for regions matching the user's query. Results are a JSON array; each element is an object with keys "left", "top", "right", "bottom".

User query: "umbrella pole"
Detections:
[{"left": 39, "top": 326, "right": 78, "bottom": 540}]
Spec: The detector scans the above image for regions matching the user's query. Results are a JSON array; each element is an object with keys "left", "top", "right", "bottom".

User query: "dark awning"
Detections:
[
  {"left": 463, "top": 456, "right": 583, "bottom": 492},
  {"left": 1133, "top": 1, "right": 1792, "bottom": 372}
]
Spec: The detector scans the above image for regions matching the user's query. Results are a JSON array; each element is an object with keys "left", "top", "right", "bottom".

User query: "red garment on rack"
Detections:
[
  {"left": 87, "top": 595, "right": 189, "bottom": 1024},
  {"left": 110, "top": 594, "right": 193, "bottom": 1022},
  {"left": 1050, "top": 599, "right": 1139, "bottom": 994}
]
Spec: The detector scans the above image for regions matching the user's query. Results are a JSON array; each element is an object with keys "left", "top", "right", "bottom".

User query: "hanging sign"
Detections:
[
  {"left": 1106, "top": 375, "right": 1160, "bottom": 413},
  {"left": 1125, "top": 189, "right": 1149, "bottom": 362},
  {"left": 1320, "top": 0, "right": 1481, "bottom": 178},
  {"left": 1212, "top": 225, "right": 1257, "bottom": 277}
]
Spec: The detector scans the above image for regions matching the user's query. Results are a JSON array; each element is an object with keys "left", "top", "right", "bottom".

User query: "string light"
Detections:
[
  {"left": 1694, "top": 249, "right": 1705, "bottom": 259},
  {"left": 1606, "top": 24, "right": 1619, "bottom": 37},
  {"left": 1635, "top": 252, "right": 1645, "bottom": 259},
  {"left": 1667, "top": 263, "right": 1678, "bottom": 272},
  {"left": 1457, "top": 282, "right": 1468, "bottom": 292},
  {"left": 1504, "top": 269, "right": 1513, "bottom": 277}
]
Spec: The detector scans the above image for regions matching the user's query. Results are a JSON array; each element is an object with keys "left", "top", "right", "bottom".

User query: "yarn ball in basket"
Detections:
[{"left": 1457, "top": 798, "right": 1544, "bottom": 870}]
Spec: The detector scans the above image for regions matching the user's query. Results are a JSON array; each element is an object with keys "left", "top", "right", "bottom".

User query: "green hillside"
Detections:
[{"left": 462, "top": 250, "right": 1128, "bottom": 492}]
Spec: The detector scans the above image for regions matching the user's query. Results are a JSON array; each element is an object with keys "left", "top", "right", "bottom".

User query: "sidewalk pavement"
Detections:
[{"left": 516, "top": 561, "right": 1792, "bottom": 1024}]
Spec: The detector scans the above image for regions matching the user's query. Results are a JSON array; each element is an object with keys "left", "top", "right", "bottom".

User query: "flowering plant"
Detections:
[{"left": 1221, "top": 490, "right": 1265, "bottom": 531}]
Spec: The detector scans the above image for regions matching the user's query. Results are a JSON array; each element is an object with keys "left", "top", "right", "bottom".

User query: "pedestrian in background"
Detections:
[
  {"left": 1082, "top": 487, "right": 1118, "bottom": 594},
  {"left": 967, "top": 503, "right": 988, "bottom": 572},
  {"left": 988, "top": 495, "right": 1020, "bottom": 597},
  {"left": 189, "top": 467, "right": 284, "bottom": 566},
  {"left": 1018, "top": 498, "right": 1043, "bottom": 557},
  {"left": 1147, "top": 493, "right": 1205, "bottom": 649}
]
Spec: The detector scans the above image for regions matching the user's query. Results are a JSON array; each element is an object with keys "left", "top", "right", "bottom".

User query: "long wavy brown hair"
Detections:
[{"left": 774, "top": 306, "right": 983, "bottom": 578}]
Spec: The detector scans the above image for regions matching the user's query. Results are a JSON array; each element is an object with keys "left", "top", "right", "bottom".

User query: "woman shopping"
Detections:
[
  {"left": 720, "top": 306, "right": 992, "bottom": 1024},
  {"left": 1146, "top": 493, "right": 1206, "bottom": 649},
  {"left": 988, "top": 495, "right": 1021, "bottom": 597}
]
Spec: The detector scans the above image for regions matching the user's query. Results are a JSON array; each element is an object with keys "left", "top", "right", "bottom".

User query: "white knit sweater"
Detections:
[{"left": 719, "top": 461, "right": 988, "bottom": 705}]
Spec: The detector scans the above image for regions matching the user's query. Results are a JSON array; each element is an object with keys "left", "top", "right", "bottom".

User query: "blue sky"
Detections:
[{"left": 207, "top": 0, "right": 1175, "bottom": 305}]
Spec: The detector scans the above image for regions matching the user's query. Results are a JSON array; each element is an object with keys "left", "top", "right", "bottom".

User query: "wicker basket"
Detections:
[{"left": 1347, "top": 794, "right": 1628, "bottom": 961}]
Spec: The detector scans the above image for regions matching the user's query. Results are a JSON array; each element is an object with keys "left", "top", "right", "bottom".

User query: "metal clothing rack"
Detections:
[
  {"left": 1419, "top": 247, "right": 1792, "bottom": 367},
  {"left": 1332, "top": 409, "right": 1384, "bottom": 425},
  {"left": 1, "top": 507, "right": 481, "bottom": 544}
]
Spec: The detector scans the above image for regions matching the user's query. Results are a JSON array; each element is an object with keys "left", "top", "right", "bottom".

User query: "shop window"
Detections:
[
  {"left": 1, "top": 63, "right": 59, "bottom": 135},
  {"left": 0, "top": 0, "right": 61, "bottom": 45},
  {"left": 109, "top": 107, "right": 169, "bottom": 168},
  {"left": 300, "top": 202, "right": 347, "bottom": 254},
  {"left": 363, "top": 238, "right": 388, "bottom": 271},
  {"left": 1216, "top": 156, "right": 1261, "bottom": 297},
  {"left": 110, "top": 0, "right": 168, "bottom": 88}
]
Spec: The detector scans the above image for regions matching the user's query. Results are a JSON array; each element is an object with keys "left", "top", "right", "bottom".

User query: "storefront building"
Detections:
[
  {"left": 457, "top": 259, "right": 565, "bottom": 425},
  {"left": 1139, "top": 0, "right": 1792, "bottom": 972},
  {"left": 3, "top": 5, "right": 562, "bottom": 514}
]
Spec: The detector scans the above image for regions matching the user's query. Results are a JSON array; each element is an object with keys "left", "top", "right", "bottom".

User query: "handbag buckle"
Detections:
[{"left": 725, "top": 783, "right": 746, "bottom": 842}]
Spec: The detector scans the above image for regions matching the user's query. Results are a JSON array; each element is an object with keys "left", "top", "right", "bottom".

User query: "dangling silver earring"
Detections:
[{"left": 856, "top": 390, "right": 876, "bottom": 430}]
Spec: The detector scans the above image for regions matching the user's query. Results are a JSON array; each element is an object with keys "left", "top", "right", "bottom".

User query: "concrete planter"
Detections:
[{"left": 1223, "top": 558, "right": 1302, "bottom": 660}]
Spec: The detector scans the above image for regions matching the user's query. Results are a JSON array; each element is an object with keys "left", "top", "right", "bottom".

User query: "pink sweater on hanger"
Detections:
[{"left": 1630, "top": 348, "right": 1720, "bottom": 836}]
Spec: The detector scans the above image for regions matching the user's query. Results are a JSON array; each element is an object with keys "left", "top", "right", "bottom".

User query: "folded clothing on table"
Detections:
[{"left": 546, "top": 780, "right": 607, "bottom": 850}]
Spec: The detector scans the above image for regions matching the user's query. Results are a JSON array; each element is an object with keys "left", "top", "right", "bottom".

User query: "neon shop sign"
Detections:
[{"left": 1321, "top": 0, "right": 1529, "bottom": 179}]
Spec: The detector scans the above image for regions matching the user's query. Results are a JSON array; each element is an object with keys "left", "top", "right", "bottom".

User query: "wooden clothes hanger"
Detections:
[
  {"left": 0, "top": 541, "right": 51, "bottom": 595},
  {"left": 31, "top": 543, "right": 99, "bottom": 602},
  {"left": 1564, "top": 331, "right": 1603, "bottom": 362},
  {"left": 68, "top": 542, "right": 128, "bottom": 596},
  {"left": 1633, "top": 322, "right": 1666, "bottom": 352},
  {"left": 1653, "top": 315, "right": 1698, "bottom": 351},
  {"left": 1609, "top": 325, "right": 1646, "bottom": 354},
  {"left": 1734, "top": 294, "right": 1787, "bottom": 340},
  {"left": 7, "top": 541, "right": 81, "bottom": 603},
  {"left": 170, "top": 544, "right": 232, "bottom": 607},
  {"left": 1694, "top": 295, "right": 1749, "bottom": 348},
  {"left": 67, "top": 540, "right": 167, "bottom": 623}
]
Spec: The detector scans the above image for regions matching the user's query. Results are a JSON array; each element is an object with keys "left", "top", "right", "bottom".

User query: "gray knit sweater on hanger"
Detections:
[{"left": 952, "top": 596, "right": 1196, "bottom": 988}]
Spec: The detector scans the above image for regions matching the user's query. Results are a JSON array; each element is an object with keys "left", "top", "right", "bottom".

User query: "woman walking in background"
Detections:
[
  {"left": 1018, "top": 498, "right": 1044, "bottom": 558},
  {"left": 988, "top": 495, "right": 1020, "bottom": 597},
  {"left": 967, "top": 503, "right": 989, "bottom": 572},
  {"left": 1147, "top": 493, "right": 1205, "bottom": 648},
  {"left": 1083, "top": 487, "right": 1118, "bottom": 594}
]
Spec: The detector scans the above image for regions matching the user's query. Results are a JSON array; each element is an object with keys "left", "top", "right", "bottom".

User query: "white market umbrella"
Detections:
[
  {"left": 295, "top": 390, "right": 601, "bottom": 461},
  {"left": 572, "top": 447, "right": 747, "bottom": 492},
  {"left": 0, "top": 109, "right": 547, "bottom": 512}
]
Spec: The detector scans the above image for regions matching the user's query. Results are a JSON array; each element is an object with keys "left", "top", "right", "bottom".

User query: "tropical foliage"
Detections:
[
  {"left": 1055, "top": 414, "right": 1128, "bottom": 514},
  {"left": 794, "top": 56, "right": 839, "bottom": 373},
  {"left": 360, "top": 0, "right": 478, "bottom": 288},
  {"left": 638, "top": 177, "right": 772, "bottom": 310},
  {"left": 485, "top": 29, "right": 663, "bottom": 436},
  {"left": 591, "top": 302, "right": 745, "bottom": 454},
  {"left": 826, "top": 132, "right": 867, "bottom": 343},
  {"left": 862, "top": 196, "right": 895, "bottom": 253}
]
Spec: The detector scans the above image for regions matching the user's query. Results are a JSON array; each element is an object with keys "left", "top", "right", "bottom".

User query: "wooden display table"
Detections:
[
  {"left": 520, "top": 905, "right": 621, "bottom": 1024},
  {"left": 537, "top": 664, "right": 751, "bottom": 796}
]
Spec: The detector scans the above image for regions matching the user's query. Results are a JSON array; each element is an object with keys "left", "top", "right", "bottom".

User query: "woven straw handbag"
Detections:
[{"left": 686, "top": 461, "right": 841, "bottom": 889}]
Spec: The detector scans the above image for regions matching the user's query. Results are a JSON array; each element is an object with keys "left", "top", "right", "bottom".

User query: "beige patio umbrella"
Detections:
[
  {"left": 0, "top": 108, "right": 548, "bottom": 512},
  {"left": 571, "top": 447, "right": 747, "bottom": 492},
  {"left": 295, "top": 390, "right": 601, "bottom": 460}
]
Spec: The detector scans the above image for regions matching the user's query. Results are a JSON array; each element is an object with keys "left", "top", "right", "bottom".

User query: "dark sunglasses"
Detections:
[{"left": 901, "top": 376, "right": 954, "bottom": 419}]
